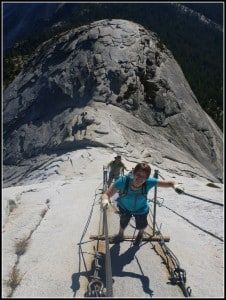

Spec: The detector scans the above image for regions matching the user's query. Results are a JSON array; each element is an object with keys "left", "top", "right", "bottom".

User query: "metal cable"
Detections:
[
  {"left": 149, "top": 209, "right": 180, "bottom": 267},
  {"left": 181, "top": 191, "right": 223, "bottom": 207},
  {"left": 147, "top": 173, "right": 192, "bottom": 298},
  {"left": 159, "top": 201, "right": 223, "bottom": 242},
  {"left": 149, "top": 209, "right": 192, "bottom": 297},
  {"left": 87, "top": 166, "right": 114, "bottom": 297},
  {"left": 87, "top": 170, "right": 109, "bottom": 297},
  {"left": 150, "top": 191, "right": 223, "bottom": 242},
  {"left": 79, "top": 182, "right": 103, "bottom": 244},
  {"left": 158, "top": 171, "right": 223, "bottom": 207},
  {"left": 76, "top": 181, "right": 104, "bottom": 297}
]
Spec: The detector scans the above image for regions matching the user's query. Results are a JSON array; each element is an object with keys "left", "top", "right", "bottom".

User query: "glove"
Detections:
[
  {"left": 174, "top": 184, "right": 184, "bottom": 194},
  {"left": 101, "top": 198, "right": 109, "bottom": 209}
]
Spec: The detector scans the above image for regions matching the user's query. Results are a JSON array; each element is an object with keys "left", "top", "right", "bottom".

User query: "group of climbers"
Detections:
[{"left": 102, "top": 155, "right": 183, "bottom": 246}]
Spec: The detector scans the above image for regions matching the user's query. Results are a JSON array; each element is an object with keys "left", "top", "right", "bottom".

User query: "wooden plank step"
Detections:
[
  {"left": 90, "top": 235, "right": 170, "bottom": 242},
  {"left": 96, "top": 240, "right": 106, "bottom": 254}
]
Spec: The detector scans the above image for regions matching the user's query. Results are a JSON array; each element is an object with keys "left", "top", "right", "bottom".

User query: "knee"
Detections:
[
  {"left": 136, "top": 223, "right": 147, "bottom": 230},
  {"left": 120, "top": 214, "right": 131, "bottom": 229},
  {"left": 136, "top": 216, "right": 148, "bottom": 230}
]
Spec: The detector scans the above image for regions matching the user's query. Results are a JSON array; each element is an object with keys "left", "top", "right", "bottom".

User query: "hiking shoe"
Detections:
[
  {"left": 133, "top": 234, "right": 143, "bottom": 246},
  {"left": 112, "top": 234, "right": 124, "bottom": 243}
]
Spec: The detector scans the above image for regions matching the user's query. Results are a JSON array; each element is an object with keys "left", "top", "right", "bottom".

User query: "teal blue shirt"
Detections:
[{"left": 113, "top": 175, "right": 158, "bottom": 215}]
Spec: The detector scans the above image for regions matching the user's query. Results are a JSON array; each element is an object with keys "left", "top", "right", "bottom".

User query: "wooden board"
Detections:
[
  {"left": 96, "top": 240, "right": 106, "bottom": 254},
  {"left": 90, "top": 234, "right": 170, "bottom": 243}
]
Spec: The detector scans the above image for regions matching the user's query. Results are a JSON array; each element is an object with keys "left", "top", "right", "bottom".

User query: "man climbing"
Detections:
[
  {"left": 101, "top": 162, "right": 183, "bottom": 246},
  {"left": 107, "top": 155, "right": 128, "bottom": 187}
]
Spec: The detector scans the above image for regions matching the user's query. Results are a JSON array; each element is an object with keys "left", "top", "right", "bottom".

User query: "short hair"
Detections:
[
  {"left": 115, "top": 155, "right": 121, "bottom": 159},
  {"left": 133, "top": 163, "right": 151, "bottom": 178}
]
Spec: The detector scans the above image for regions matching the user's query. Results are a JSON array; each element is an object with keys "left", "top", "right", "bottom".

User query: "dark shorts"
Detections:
[{"left": 117, "top": 205, "right": 148, "bottom": 230}]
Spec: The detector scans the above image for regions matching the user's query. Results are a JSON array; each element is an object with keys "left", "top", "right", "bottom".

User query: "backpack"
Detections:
[{"left": 119, "top": 175, "right": 147, "bottom": 197}]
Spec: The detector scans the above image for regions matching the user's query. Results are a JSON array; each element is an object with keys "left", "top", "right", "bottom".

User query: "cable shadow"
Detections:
[
  {"left": 70, "top": 243, "right": 105, "bottom": 298},
  {"left": 70, "top": 181, "right": 104, "bottom": 297},
  {"left": 110, "top": 243, "right": 154, "bottom": 297},
  {"left": 162, "top": 204, "right": 223, "bottom": 242},
  {"left": 70, "top": 243, "right": 88, "bottom": 297}
]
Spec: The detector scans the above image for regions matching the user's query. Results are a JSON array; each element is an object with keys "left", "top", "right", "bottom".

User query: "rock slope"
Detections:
[{"left": 3, "top": 19, "right": 223, "bottom": 187}]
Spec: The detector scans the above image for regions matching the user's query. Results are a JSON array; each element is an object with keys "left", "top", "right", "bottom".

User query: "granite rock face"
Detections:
[{"left": 3, "top": 19, "right": 223, "bottom": 185}]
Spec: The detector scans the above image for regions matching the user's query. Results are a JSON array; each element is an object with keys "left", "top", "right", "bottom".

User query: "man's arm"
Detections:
[
  {"left": 121, "top": 162, "right": 128, "bottom": 171},
  {"left": 157, "top": 180, "right": 175, "bottom": 188},
  {"left": 157, "top": 180, "right": 184, "bottom": 194},
  {"left": 101, "top": 185, "right": 118, "bottom": 208}
]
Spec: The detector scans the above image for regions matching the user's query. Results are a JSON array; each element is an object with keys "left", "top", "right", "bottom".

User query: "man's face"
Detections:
[{"left": 132, "top": 171, "right": 147, "bottom": 187}]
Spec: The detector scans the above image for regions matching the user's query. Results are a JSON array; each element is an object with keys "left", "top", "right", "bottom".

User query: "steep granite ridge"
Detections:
[{"left": 3, "top": 19, "right": 223, "bottom": 186}]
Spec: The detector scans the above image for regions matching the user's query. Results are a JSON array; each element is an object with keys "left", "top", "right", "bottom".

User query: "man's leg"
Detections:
[
  {"left": 118, "top": 214, "right": 131, "bottom": 236},
  {"left": 118, "top": 226, "right": 125, "bottom": 237},
  {"left": 134, "top": 213, "right": 148, "bottom": 246},
  {"left": 114, "top": 206, "right": 131, "bottom": 242},
  {"left": 119, "top": 207, "right": 132, "bottom": 235},
  {"left": 137, "top": 229, "right": 144, "bottom": 237}
]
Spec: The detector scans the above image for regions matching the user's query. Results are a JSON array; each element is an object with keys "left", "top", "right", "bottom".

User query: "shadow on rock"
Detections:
[
  {"left": 110, "top": 243, "right": 154, "bottom": 297},
  {"left": 71, "top": 249, "right": 105, "bottom": 297},
  {"left": 71, "top": 242, "right": 153, "bottom": 297}
]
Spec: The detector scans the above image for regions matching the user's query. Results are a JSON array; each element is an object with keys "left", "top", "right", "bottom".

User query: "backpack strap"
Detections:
[
  {"left": 119, "top": 175, "right": 130, "bottom": 197},
  {"left": 142, "top": 181, "right": 147, "bottom": 196},
  {"left": 119, "top": 176, "right": 147, "bottom": 197}
]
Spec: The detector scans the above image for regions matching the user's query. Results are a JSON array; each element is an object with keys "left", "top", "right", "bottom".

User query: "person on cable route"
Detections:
[
  {"left": 106, "top": 155, "right": 128, "bottom": 187},
  {"left": 101, "top": 162, "right": 183, "bottom": 246}
]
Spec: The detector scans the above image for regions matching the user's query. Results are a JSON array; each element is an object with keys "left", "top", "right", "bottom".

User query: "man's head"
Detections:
[
  {"left": 132, "top": 163, "right": 151, "bottom": 187},
  {"left": 115, "top": 155, "right": 121, "bottom": 161}
]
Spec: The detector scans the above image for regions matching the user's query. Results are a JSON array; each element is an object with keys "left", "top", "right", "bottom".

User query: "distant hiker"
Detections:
[
  {"left": 76, "top": 111, "right": 89, "bottom": 136},
  {"left": 107, "top": 155, "right": 128, "bottom": 186},
  {"left": 81, "top": 111, "right": 87, "bottom": 121},
  {"left": 80, "top": 111, "right": 88, "bottom": 135},
  {"left": 101, "top": 162, "right": 183, "bottom": 246}
]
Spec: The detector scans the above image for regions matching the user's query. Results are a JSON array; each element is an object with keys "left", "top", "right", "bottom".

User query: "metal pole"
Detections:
[
  {"left": 102, "top": 165, "right": 113, "bottom": 297},
  {"left": 103, "top": 208, "right": 113, "bottom": 297},
  {"left": 103, "top": 166, "right": 108, "bottom": 192},
  {"left": 153, "top": 169, "right": 159, "bottom": 236}
]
